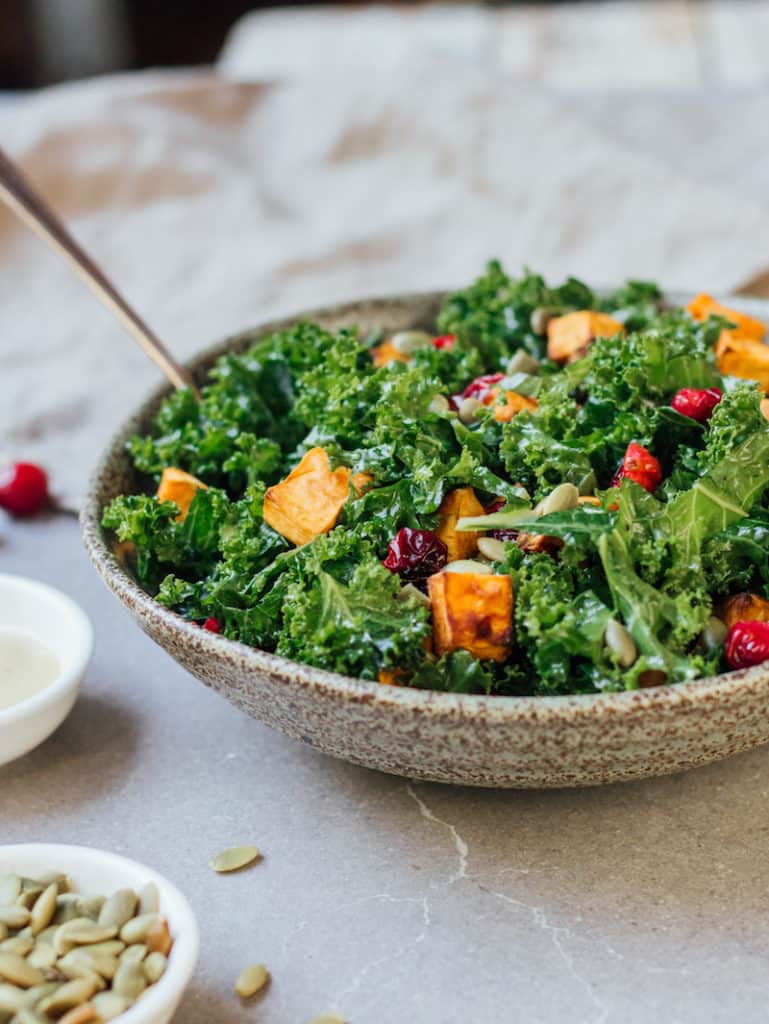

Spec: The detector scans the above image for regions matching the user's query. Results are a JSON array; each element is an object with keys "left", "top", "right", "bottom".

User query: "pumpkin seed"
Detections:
[
  {"left": 118, "top": 914, "right": 158, "bottom": 946},
  {"left": 235, "top": 964, "right": 269, "bottom": 999},
  {"left": 10, "top": 1009, "right": 48, "bottom": 1024},
  {"left": 476, "top": 537, "right": 507, "bottom": 563},
  {"left": 53, "top": 896, "right": 81, "bottom": 925},
  {"left": 137, "top": 884, "right": 159, "bottom": 916},
  {"left": 210, "top": 846, "right": 261, "bottom": 874},
  {"left": 578, "top": 470, "right": 598, "bottom": 496},
  {"left": 0, "top": 927, "right": 6, "bottom": 944},
  {"left": 398, "top": 583, "right": 431, "bottom": 608},
  {"left": 26, "top": 947, "right": 56, "bottom": 972},
  {"left": 529, "top": 307, "right": 552, "bottom": 335},
  {"left": 0, "top": 954, "right": 43, "bottom": 990},
  {"left": 506, "top": 348, "right": 541, "bottom": 374},
  {"left": 37, "top": 874, "right": 72, "bottom": 894},
  {"left": 0, "top": 940, "right": 32, "bottom": 958},
  {"left": 443, "top": 559, "right": 492, "bottom": 575},
  {"left": 56, "top": 957, "right": 105, "bottom": 993},
  {"left": 29, "top": 885, "right": 58, "bottom": 937},
  {"left": 90, "top": 992, "right": 128, "bottom": 1021},
  {"left": 535, "top": 482, "right": 579, "bottom": 517},
  {"left": 428, "top": 394, "right": 450, "bottom": 414},
  {"left": 703, "top": 615, "right": 728, "bottom": 650},
  {"left": 142, "top": 953, "right": 167, "bottom": 985},
  {"left": 58, "top": 1004, "right": 98, "bottom": 1024},
  {"left": 145, "top": 919, "right": 171, "bottom": 956},
  {"left": 39, "top": 978, "right": 97, "bottom": 1016},
  {"left": 457, "top": 396, "right": 483, "bottom": 425},
  {"left": 0, "top": 911, "right": 28, "bottom": 931},
  {"left": 112, "top": 961, "right": 146, "bottom": 1002},
  {"left": 0, "top": 984, "right": 24, "bottom": 1013},
  {"left": 54, "top": 920, "right": 117, "bottom": 956},
  {"left": 390, "top": 330, "right": 432, "bottom": 355},
  {"left": 605, "top": 618, "right": 638, "bottom": 668},
  {"left": 34, "top": 926, "right": 58, "bottom": 947},
  {"left": 0, "top": 881, "right": 20, "bottom": 909},
  {"left": 75, "top": 898, "right": 104, "bottom": 923},
  {"left": 119, "top": 944, "right": 146, "bottom": 966},
  {"left": 79, "top": 941, "right": 124, "bottom": 959},
  {"left": 97, "top": 891, "right": 136, "bottom": 932},
  {"left": 16, "top": 891, "right": 42, "bottom": 912}
]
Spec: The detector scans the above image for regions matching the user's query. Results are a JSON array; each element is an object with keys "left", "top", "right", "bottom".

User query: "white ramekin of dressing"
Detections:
[{"left": 0, "top": 573, "right": 93, "bottom": 766}]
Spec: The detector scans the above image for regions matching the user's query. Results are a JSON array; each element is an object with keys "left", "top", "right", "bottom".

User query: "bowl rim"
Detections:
[
  {"left": 0, "top": 573, "right": 93, "bottom": 724},
  {"left": 80, "top": 287, "right": 769, "bottom": 723},
  {"left": 0, "top": 842, "right": 199, "bottom": 1023}
]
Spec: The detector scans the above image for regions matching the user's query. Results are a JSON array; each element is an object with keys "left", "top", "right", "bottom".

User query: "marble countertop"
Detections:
[{"left": 4, "top": 512, "right": 769, "bottom": 1023}]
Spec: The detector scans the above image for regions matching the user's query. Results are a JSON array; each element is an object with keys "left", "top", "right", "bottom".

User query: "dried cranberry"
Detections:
[
  {"left": 448, "top": 393, "right": 465, "bottom": 411},
  {"left": 382, "top": 528, "right": 448, "bottom": 580},
  {"left": 491, "top": 529, "right": 519, "bottom": 542},
  {"left": 611, "top": 442, "right": 663, "bottom": 494},
  {"left": 432, "top": 334, "right": 456, "bottom": 350},
  {"left": 485, "top": 497, "right": 506, "bottom": 514},
  {"left": 725, "top": 620, "right": 769, "bottom": 669},
  {"left": 462, "top": 373, "right": 504, "bottom": 402},
  {"left": 0, "top": 462, "right": 49, "bottom": 517},
  {"left": 671, "top": 387, "right": 722, "bottom": 422},
  {"left": 202, "top": 617, "right": 222, "bottom": 634}
]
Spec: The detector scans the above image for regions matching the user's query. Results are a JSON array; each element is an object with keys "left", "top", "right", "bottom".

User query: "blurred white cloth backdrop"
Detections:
[{"left": 2, "top": 57, "right": 769, "bottom": 507}]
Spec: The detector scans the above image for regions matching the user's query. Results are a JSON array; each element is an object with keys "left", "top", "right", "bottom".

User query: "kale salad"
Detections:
[{"left": 102, "top": 262, "right": 769, "bottom": 696}]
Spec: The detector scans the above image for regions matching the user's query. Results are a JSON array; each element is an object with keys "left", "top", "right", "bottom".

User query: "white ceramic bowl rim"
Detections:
[
  {"left": 0, "top": 843, "right": 199, "bottom": 1024},
  {"left": 81, "top": 289, "right": 769, "bottom": 724},
  {"left": 0, "top": 573, "right": 93, "bottom": 725}
]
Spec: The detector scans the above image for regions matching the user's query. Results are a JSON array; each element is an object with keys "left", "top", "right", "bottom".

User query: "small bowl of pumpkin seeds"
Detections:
[{"left": 0, "top": 844, "right": 199, "bottom": 1024}]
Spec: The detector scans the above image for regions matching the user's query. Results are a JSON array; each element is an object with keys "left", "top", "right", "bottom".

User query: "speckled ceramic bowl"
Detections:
[{"left": 81, "top": 291, "right": 769, "bottom": 788}]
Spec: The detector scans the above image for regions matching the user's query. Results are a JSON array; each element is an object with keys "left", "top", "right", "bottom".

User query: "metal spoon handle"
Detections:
[{"left": 0, "top": 145, "right": 198, "bottom": 395}]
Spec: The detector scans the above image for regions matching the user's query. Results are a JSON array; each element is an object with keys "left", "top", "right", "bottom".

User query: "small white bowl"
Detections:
[
  {"left": 0, "top": 844, "right": 199, "bottom": 1024},
  {"left": 0, "top": 572, "right": 93, "bottom": 766}
]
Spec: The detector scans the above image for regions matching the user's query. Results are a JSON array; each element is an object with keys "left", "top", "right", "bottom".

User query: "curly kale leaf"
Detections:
[
  {"left": 514, "top": 556, "right": 618, "bottom": 693},
  {"left": 696, "top": 382, "right": 766, "bottom": 473},
  {"left": 501, "top": 314, "right": 723, "bottom": 496},
  {"left": 129, "top": 322, "right": 339, "bottom": 488},
  {"left": 102, "top": 487, "right": 230, "bottom": 591},
  {"left": 276, "top": 558, "right": 430, "bottom": 679},
  {"left": 437, "top": 261, "right": 595, "bottom": 366}
]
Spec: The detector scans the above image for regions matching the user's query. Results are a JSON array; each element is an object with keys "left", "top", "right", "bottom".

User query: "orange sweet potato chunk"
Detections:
[
  {"left": 156, "top": 467, "right": 208, "bottom": 521},
  {"left": 371, "top": 341, "right": 411, "bottom": 368},
  {"left": 435, "top": 487, "right": 485, "bottom": 561},
  {"left": 687, "top": 293, "right": 766, "bottom": 342},
  {"left": 716, "top": 593, "right": 769, "bottom": 631},
  {"left": 546, "top": 311, "right": 623, "bottom": 364},
  {"left": 263, "top": 447, "right": 370, "bottom": 546},
  {"left": 492, "top": 391, "right": 539, "bottom": 423},
  {"left": 715, "top": 334, "right": 769, "bottom": 391},
  {"left": 428, "top": 571, "right": 514, "bottom": 662}
]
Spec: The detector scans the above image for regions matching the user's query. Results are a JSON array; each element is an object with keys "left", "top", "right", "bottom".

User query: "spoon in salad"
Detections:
[{"left": 0, "top": 145, "right": 199, "bottom": 396}]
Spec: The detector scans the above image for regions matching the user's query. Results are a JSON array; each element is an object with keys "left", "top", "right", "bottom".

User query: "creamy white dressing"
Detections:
[{"left": 0, "top": 627, "right": 60, "bottom": 710}]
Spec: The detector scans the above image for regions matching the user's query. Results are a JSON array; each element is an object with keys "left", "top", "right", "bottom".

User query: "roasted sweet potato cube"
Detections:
[
  {"left": 428, "top": 571, "right": 514, "bottom": 662},
  {"left": 715, "top": 334, "right": 769, "bottom": 391},
  {"left": 492, "top": 391, "right": 538, "bottom": 423},
  {"left": 371, "top": 341, "right": 411, "bottom": 368},
  {"left": 716, "top": 593, "right": 769, "bottom": 631},
  {"left": 687, "top": 293, "right": 766, "bottom": 341},
  {"left": 263, "top": 447, "right": 369, "bottom": 546},
  {"left": 156, "top": 467, "right": 207, "bottom": 521},
  {"left": 378, "top": 668, "right": 408, "bottom": 686},
  {"left": 546, "top": 311, "right": 623, "bottom": 364},
  {"left": 436, "top": 487, "right": 485, "bottom": 561}
]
